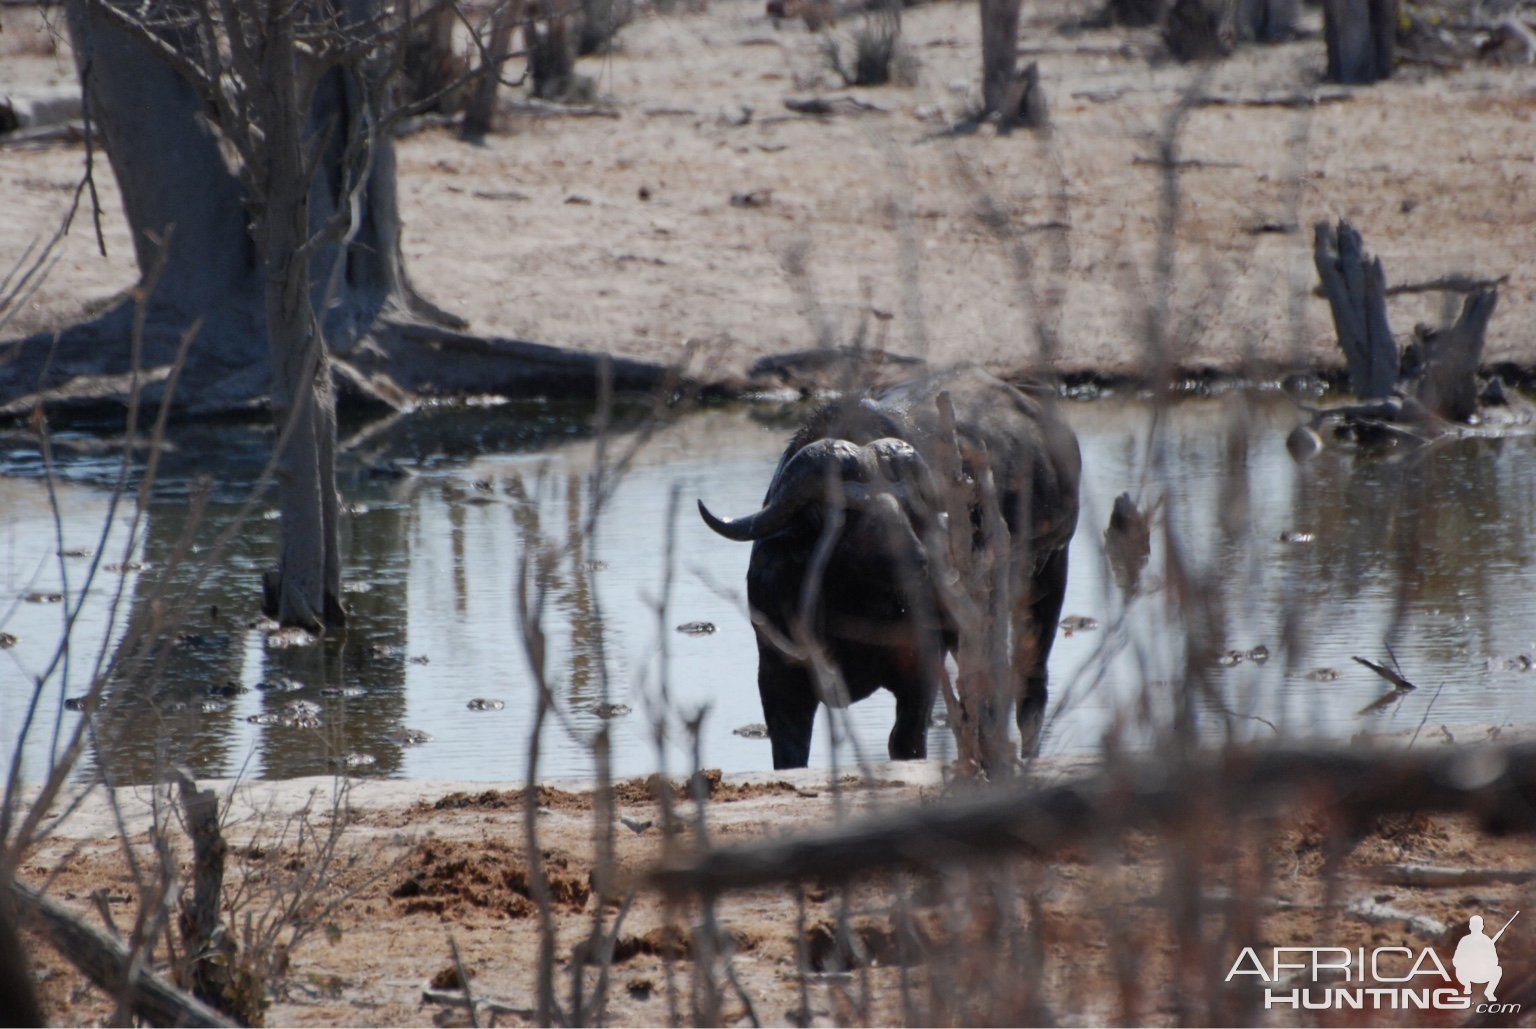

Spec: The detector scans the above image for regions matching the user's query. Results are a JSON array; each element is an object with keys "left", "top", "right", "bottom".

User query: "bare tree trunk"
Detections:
[
  {"left": 256, "top": 12, "right": 345, "bottom": 631},
  {"left": 1322, "top": 0, "right": 1396, "bottom": 83},
  {"left": 979, "top": 0, "right": 1022, "bottom": 118},
  {"left": 462, "top": 1, "right": 521, "bottom": 139}
]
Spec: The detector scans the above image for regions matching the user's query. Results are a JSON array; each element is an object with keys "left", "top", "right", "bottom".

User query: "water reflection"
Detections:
[{"left": 2, "top": 394, "right": 1534, "bottom": 786}]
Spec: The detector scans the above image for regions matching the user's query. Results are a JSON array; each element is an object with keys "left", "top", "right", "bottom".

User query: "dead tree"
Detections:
[
  {"left": 1314, "top": 220, "right": 1499, "bottom": 424},
  {"left": 978, "top": 0, "right": 1022, "bottom": 119},
  {"left": 1412, "top": 290, "right": 1498, "bottom": 424},
  {"left": 1322, "top": 0, "right": 1396, "bottom": 83},
  {"left": 1314, "top": 220, "right": 1397, "bottom": 400},
  {"left": 1236, "top": 0, "right": 1298, "bottom": 41},
  {"left": 1164, "top": 0, "right": 1233, "bottom": 62},
  {"left": 462, "top": 0, "right": 522, "bottom": 138}
]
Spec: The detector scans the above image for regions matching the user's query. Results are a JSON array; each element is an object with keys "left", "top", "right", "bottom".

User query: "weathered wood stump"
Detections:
[
  {"left": 1322, "top": 0, "right": 1396, "bottom": 83},
  {"left": 1412, "top": 290, "right": 1499, "bottom": 424},
  {"left": 1313, "top": 220, "right": 1398, "bottom": 400},
  {"left": 1164, "top": 0, "right": 1234, "bottom": 62}
]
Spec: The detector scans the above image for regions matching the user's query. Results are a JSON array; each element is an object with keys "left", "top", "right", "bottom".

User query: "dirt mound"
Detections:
[{"left": 390, "top": 839, "right": 591, "bottom": 919}]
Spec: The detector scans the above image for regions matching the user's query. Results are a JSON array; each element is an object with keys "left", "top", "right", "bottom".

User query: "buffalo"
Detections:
[{"left": 699, "top": 366, "right": 1081, "bottom": 769}]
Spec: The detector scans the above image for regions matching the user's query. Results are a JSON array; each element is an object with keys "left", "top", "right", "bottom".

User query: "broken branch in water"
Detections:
[{"left": 1353, "top": 655, "right": 1417, "bottom": 691}]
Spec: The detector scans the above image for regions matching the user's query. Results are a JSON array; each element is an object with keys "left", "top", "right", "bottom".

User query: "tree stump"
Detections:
[
  {"left": 1322, "top": 0, "right": 1396, "bottom": 83},
  {"left": 998, "top": 60, "right": 1048, "bottom": 134},
  {"left": 1237, "top": 0, "right": 1298, "bottom": 41},
  {"left": 1313, "top": 220, "right": 1398, "bottom": 400},
  {"left": 1413, "top": 290, "right": 1498, "bottom": 423},
  {"left": 1164, "top": 0, "right": 1234, "bottom": 62}
]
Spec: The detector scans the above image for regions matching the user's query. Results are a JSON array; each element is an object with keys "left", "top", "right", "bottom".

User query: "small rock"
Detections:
[
  {"left": 592, "top": 702, "right": 632, "bottom": 719},
  {"left": 1247, "top": 645, "right": 1270, "bottom": 665},
  {"left": 733, "top": 723, "right": 770, "bottom": 739},
  {"left": 388, "top": 727, "right": 434, "bottom": 747},
  {"left": 320, "top": 686, "right": 367, "bottom": 699},
  {"left": 63, "top": 696, "right": 88, "bottom": 712},
  {"left": 1279, "top": 531, "right": 1315, "bottom": 544},
  {"left": 1059, "top": 615, "right": 1098, "bottom": 633},
  {"left": 246, "top": 713, "right": 281, "bottom": 726},
  {"left": 466, "top": 698, "right": 505, "bottom": 712},
  {"left": 332, "top": 752, "right": 377, "bottom": 769},
  {"left": 0, "top": 632, "right": 16, "bottom": 649},
  {"left": 24, "top": 592, "right": 63, "bottom": 604},
  {"left": 676, "top": 621, "right": 717, "bottom": 636},
  {"left": 1216, "top": 650, "right": 1244, "bottom": 667},
  {"left": 1305, "top": 667, "right": 1340, "bottom": 682},
  {"left": 620, "top": 816, "right": 654, "bottom": 834}
]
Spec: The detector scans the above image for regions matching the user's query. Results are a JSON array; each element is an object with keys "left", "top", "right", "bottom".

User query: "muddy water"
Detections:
[{"left": 3, "top": 394, "right": 1535, "bottom": 785}]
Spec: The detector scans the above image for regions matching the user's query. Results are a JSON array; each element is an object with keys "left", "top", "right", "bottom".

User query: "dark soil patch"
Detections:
[{"left": 391, "top": 839, "right": 590, "bottom": 919}]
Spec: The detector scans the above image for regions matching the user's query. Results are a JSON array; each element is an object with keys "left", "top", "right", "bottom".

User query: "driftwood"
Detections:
[
  {"left": 1314, "top": 220, "right": 1397, "bottom": 400},
  {"left": 10, "top": 879, "right": 238, "bottom": 1028},
  {"left": 649, "top": 743, "right": 1536, "bottom": 896}
]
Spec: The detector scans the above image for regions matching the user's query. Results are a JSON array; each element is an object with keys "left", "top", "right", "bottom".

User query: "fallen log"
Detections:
[
  {"left": 10, "top": 879, "right": 237, "bottom": 1028},
  {"left": 649, "top": 743, "right": 1536, "bottom": 896}
]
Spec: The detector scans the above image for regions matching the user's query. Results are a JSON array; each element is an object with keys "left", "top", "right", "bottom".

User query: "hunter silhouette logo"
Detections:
[
  {"left": 1455, "top": 912, "right": 1518, "bottom": 1002},
  {"left": 1226, "top": 908, "right": 1523, "bottom": 1013}
]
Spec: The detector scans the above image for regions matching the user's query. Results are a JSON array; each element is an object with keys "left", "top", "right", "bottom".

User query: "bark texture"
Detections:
[
  {"left": 1314, "top": 219, "right": 1398, "bottom": 400},
  {"left": 1323, "top": 0, "right": 1396, "bottom": 83}
]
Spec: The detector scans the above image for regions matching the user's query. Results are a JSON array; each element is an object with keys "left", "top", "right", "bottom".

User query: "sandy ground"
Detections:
[
  {"left": 6, "top": 2, "right": 1536, "bottom": 1025},
  {"left": 13, "top": 754, "right": 1536, "bottom": 1027},
  {"left": 3, "top": 0, "right": 1534, "bottom": 386}
]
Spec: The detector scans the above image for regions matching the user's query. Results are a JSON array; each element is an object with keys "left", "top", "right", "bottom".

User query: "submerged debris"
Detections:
[{"left": 265, "top": 625, "right": 318, "bottom": 649}]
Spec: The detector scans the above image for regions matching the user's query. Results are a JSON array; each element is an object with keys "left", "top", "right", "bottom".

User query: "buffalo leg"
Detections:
[
  {"left": 759, "top": 649, "right": 819, "bottom": 769},
  {"left": 887, "top": 660, "right": 938, "bottom": 761},
  {"left": 1017, "top": 545, "right": 1069, "bottom": 754}
]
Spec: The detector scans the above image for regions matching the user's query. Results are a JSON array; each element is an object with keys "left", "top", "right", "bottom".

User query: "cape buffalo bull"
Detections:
[{"left": 698, "top": 366, "right": 1081, "bottom": 769}]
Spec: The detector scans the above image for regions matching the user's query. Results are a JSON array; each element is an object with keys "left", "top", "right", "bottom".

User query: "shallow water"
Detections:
[{"left": 3, "top": 393, "right": 1535, "bottom": 785}]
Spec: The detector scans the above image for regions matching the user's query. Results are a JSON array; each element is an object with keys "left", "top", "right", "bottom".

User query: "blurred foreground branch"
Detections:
[
  {"left": 9, "top": 879, "right": 237, "bottom": 1028},
  {"left": 651, "top": 743, "right": 1536, "bottom": 896}
]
